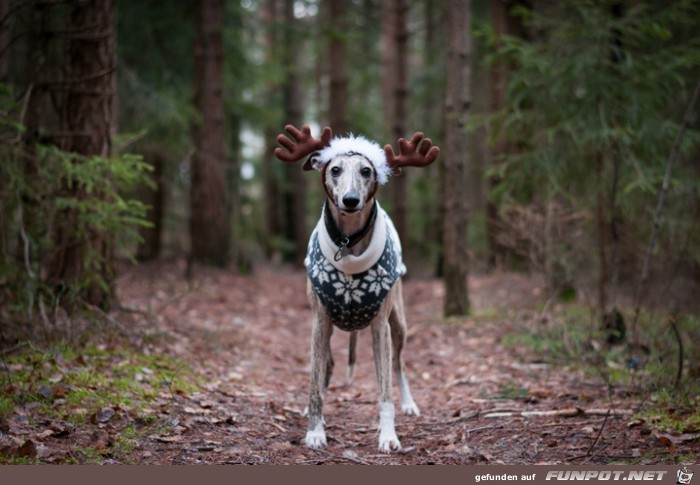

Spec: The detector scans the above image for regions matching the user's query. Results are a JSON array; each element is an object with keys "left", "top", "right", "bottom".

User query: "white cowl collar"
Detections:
[{"left": 308, "top": 202, "right": 405, "bottom": 276}]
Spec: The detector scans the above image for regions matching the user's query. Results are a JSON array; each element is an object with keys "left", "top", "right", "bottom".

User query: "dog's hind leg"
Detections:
[
  {"left": 389, "top": 280, "right": 420, "bottom": 416},
  {"left": 323, "top": 347, "right": 335, "bottom": 395},
  {"left": 347, "top": 331, "right": 357, "bottom": 384},
  {"left": 305, "top": 298, "right": 334, "bottom": 449}
]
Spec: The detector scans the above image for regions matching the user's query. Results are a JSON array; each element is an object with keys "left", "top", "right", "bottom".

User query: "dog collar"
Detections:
[{"left": 323, "top": 200, "right": 378, "bottom": 261}]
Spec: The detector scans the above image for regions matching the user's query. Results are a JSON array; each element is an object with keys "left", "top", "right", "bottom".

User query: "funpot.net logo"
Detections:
[{"left": 545, "top": 470, "right": 670, "bottom": 481}]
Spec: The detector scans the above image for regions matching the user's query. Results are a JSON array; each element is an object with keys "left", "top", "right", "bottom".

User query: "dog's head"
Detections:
[
  {"left": 300, "top": 134, "right": 387, "bottom": 212},
  {"left": 274, "top": 124, "right": 440, "bottom": 211},
  {"left": 313, "top": 153, "right": 377, "bottom": 212}
]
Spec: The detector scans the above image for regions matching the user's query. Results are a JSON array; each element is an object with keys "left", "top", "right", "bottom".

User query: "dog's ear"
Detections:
[{"left": 302, "top": 152, "right": 326, "bottom": 172}]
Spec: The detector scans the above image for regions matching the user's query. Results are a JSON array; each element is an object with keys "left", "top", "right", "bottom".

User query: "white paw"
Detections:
[
  {"left": 346, "top": 364, "right": 355, "bottom": 385},
  {"left": 378, "top": 402, "right": 400, "bottom": 452},
  {"left": 402, "top": 401, "right": 420, "bottom": 417},
  {"left": 378, "top": 433, "right": 401, "bottom": 453},
  {"left": 305, "top": 425, "right": 327, "bottom": 450}
]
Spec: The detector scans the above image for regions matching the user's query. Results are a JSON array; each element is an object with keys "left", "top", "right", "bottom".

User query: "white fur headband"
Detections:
[{"left": 316, "top": 135, "right": 392, "bottom": 185}]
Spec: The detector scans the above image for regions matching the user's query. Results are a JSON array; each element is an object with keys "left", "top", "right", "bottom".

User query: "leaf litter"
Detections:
[{"left": 1, "top": 261, "right": 697, "bottom": 464}]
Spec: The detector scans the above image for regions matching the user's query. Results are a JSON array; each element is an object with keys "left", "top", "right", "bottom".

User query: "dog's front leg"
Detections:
[
  {"left": 305, "top": 314, "right": 333, "bottom": 449},
  {"left": 371, "top": 318, "right": 401, "bottom": 452}
]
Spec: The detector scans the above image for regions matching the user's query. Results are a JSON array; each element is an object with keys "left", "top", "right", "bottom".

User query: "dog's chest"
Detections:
[{"left": 305, "top": 231, "right": 402, "bottom": 331}]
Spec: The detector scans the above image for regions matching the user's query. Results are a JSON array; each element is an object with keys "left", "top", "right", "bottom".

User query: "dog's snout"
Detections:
[{"left": 342, "top": 194, "right": 360, "bottom": 209}]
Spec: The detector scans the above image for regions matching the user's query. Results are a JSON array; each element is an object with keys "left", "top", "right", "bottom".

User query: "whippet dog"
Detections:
[{"left": 275, "top": 124, "right": 439, "bottom": 453}]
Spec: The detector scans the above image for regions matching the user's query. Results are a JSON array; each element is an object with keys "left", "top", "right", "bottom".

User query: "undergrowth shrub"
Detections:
[{"left": 0, "top": 84, "right": 153, "bottom": 343}]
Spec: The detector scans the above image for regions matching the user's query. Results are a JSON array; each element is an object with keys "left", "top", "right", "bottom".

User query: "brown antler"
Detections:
[
  {"left": 383, "top": 132, "right": 440, "bottom": 174},
  {"left": 274, "top": 124, "right": 333, "bottom": 163}
]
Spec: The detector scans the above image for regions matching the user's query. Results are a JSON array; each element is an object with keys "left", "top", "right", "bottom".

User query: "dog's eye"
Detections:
[
  {"left": 360, "top": 167, "right": 373, "bottom": 179},
  {"left": 330, "top": 166, "right": 342, "bottom": 177}
]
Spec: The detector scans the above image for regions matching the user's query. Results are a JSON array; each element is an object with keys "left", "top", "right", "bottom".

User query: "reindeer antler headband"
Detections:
[{"left": 274, "top": 124, "right": 440, "bottom": 184}]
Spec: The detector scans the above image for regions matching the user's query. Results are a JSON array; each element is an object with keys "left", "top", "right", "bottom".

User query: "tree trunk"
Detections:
[
  {"left": 261, "top": 0, "right": 282, "bottom": 261},
  {"left": 596, "top": 152, "right": 609, "bottom": 316},
  {"left": 191, "top": 0, "right": 229, "bottom": 267},
  {"left": 282, "top": 0, "right": 307, "bottom": 265},
  {"left": 422, "top": 0, "right": 446, "bottom": 278},
  {"left": 486, "top": 0, "right": 508, "bottom": 269},
  {"left": 328, "top": 0, "right": 348, "bottom": 135},
  {"left": 487, "top": 0, "right": 530, "bottom": 269},
  {"left": 39, "top": 0, "right": 117, "bottom": 309},
  {"left": 442, "top": 0, "right": 471, "bottom": 316},
  {"left": 382, "top": 0, "right": 409, "bottom": 248},
  {"left": 137, "top": 148, "right": 165, "bottom": 261},
  {"left": 0, "top": 0, "right": 9, "bottom": 83}
]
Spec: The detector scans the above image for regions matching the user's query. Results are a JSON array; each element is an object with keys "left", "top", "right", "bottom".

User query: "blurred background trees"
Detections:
[{"left": 1, "top": 0, "right": 700, "bottom": 339}]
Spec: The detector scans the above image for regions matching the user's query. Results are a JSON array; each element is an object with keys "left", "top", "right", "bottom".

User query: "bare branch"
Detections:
[
  {"left": 483, "top": 408, "right": 633, "bottom": 419},
  {"left": 631, "top": 81, "right": 700, "bottom": 336},
  {"left": 668, "top": 316, "right": 684, "bottom": 390}
]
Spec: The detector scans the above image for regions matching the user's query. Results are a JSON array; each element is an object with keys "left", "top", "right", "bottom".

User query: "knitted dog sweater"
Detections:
[{"left": 304, "top": 202, "right": 406, "bottom": 332}]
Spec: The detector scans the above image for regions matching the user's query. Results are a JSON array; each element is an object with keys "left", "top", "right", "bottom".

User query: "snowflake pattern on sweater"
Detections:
[{"left": 305, "top": 230, "right": 404, "bottom": 332}]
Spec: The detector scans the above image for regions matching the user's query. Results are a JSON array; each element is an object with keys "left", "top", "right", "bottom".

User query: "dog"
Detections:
[{"left": 275, "top": 124, "right": 439, "bottom": 452}]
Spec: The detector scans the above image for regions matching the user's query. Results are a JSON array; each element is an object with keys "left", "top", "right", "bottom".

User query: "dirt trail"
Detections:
[{"left": 113, "top": 262, "right": 678, "bottom": 464}]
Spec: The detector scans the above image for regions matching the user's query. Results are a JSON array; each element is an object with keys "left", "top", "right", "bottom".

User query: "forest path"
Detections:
[{"left": 115, "top": 263, "right": 659, "bottom": 465}]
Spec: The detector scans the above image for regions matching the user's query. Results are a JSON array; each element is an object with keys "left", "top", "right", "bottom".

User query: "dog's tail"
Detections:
[{"left": 347, "top": 331, "right": 357, "bottom": 384}]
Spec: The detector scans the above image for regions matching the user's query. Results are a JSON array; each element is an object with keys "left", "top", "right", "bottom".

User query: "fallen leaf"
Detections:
[
  {"left": 477, "top": 450, "right": 494, "bottom": 462},
  {"left": 457, "top": 445, "right": 474, "bottom": 455},
  {"left": 91, "top": 407, "right": 115, "bottom": 424},
  {"left": 0, "top": 445, "right": 16, "bottom": 457},
  {"left": 25, "top": 401, "right": 42, "bottom": 411},
  {"left": 51, "top": 384, "right": 67, "bottom": 399},
  {"left": 37, "top": 385, "right": 53, "bottom": 400},
  {"left": 269, "top": 421, "right": 287, "bottom": 433},
  {"left": 36, "top": 429, "right": 54, "bottom": 440},
  {"left": 227, "top": 371, "right": 243, "bottom": 381},
  {"left": 17, "top": 439, "right": 37, "bottom": 458},
  {"left": 90, "top": 431, "right": 110, "bottom": 451},
  {"left": 50, "top": 421, "right": 73, "bottom": 438},
  {"left": 654, "top": 435, "right": 675, "bottom": 451},
  {"left": 270, "top": 441, "right": 293, "bottom": 451},
  {"left": 48, "top": 373, "right": 63, "bottom": 384},
  {"left": 654, "top": 432, "right": 699, "bottom": 446},
  {"left": 150, "top": 434, "right": 184, "bottom": 443}
]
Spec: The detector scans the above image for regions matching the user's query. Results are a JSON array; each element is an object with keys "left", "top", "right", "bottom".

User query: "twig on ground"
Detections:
[
  {"left": 484, "top": 408, "right": 581, "bottom": 419},
  {"left": 585, "top": 408, "right": 611, "bottom": 456},
  {"left": 540, "top": 418, "right": 607, "bottom": 428},
  {"left": 313, "top": 448, "right": 371, "bottom": 465},
  {"left": 466, "top": 424, "right": 504, "bottom": 438},
  {"left": 450, "top": 411, "right": 480, "bottom": 423},
  {"left": 483, "top": 408, "right": 633, "bottom": 419}
]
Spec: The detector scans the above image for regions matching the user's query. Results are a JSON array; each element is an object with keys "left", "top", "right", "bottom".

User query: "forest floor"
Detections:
[{"left": 1, "top": 261, "right": 698, "bottom": 465}]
